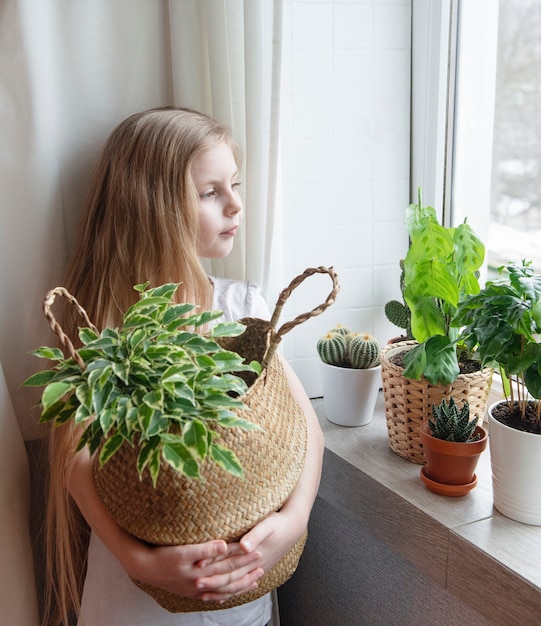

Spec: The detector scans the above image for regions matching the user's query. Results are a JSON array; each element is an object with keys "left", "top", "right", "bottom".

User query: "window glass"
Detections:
[{"left": 489, "top": 0, "right": 541, "bottom": 276}]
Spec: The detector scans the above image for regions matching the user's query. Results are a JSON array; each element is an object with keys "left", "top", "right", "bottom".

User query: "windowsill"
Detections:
[{"left": 313, "top": 391, "right": 541, "bottom": 624}]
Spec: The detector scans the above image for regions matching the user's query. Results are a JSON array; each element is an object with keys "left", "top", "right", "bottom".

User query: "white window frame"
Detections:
[
  {"left": 411, "top": 0, "right": 499, "bottom": 244},
  {"left": 410, "top": 0, "right": 455, "bottom": 220}
]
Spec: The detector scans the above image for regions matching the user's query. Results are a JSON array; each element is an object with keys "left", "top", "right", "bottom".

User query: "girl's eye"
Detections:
[
  {"left": 199, "top": 189, "right": 217, "bottom": 200},
  {"left": 232, "top": 182, "right": 242, "bottom": 192}
]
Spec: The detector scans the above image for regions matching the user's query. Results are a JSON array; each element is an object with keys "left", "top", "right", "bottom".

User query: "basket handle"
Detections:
[
  {"left": 43, "top": 287, "right": 98, "bottom": 370},
  {"left": 261, "top": 266, "right": 339, "bottom": 368}
]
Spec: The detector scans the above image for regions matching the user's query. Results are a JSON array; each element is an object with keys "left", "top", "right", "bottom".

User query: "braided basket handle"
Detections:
[
  {"left": 43, "top": 287, "right": 98, "bottom": 370},
  {"left": 261, "top": 266, "right": 339, "bottom": 368}
]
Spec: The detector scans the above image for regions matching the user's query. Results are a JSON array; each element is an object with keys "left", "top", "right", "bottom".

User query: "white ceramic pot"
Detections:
[
  {"left": 320, "top": 361, "right": 381, "bottom": 427},
  {"left": 488, "top": 401, "right": 541, "bottom": 525}
]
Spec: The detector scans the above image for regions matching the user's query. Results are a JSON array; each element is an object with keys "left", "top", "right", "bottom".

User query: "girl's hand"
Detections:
[
  {"left": 129, "top": 539, "right": 265, "bottom": 602},
  {"left": 238, "top": 510, "right": 305, "bottom": 573}
]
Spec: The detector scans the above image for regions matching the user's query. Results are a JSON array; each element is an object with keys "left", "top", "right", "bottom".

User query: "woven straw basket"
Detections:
[
  {"left": 44, "top": 266, "right": 339, "bottom": 613},
  {"left": 381, "top": 340, "right": 493, "bottom": 464}
]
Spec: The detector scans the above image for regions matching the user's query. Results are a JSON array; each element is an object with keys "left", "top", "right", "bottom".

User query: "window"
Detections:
[
  {"left": 489, "top": 0, "right": 541, "bottom": 275},
  {"left": 452, "top": 0, "right": 541, "bottom": 280}
]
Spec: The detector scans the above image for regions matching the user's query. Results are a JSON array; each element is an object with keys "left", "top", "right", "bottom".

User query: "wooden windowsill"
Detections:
[{"left": 313, "top": 392, "right": 541, "bottom": 625}]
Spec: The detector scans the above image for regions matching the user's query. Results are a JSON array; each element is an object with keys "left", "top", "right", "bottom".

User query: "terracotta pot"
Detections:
[{"left": 419, "top": 421, "right": 488, "bottom": 496}]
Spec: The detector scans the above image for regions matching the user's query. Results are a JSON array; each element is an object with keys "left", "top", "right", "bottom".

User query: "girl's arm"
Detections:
[
  {"left": 231, "top": 355, "right": 324, "bottom": 570},
  {"left": 66, "top": 450, "right": 265, "bottom": 602}
]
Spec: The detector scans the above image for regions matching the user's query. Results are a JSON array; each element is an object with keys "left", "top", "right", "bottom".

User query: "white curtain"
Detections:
[
  {"left": 1, "top": 0, "right": 284, "bottom": 440},
  {"left": 1, "top": 0, "right": 283, "bottom": 618}
]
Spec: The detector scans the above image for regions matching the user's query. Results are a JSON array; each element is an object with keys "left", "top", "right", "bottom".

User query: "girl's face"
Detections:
[{"left": 191, "top": 141, "right": 243, "bottom": 259}]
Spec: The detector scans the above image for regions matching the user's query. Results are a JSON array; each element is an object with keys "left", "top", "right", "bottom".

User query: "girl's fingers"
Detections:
[
  {"left": 197, "top": 549, "right": 261, "bottom": 581},
  {"left": 197, "top": 566, "right": 265, "bottom": 601}
]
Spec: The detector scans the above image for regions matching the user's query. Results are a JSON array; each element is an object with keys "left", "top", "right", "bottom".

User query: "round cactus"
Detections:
[
  {"left": 329, "top": 324, "right": 351, "bottom": 337},
  {"left": 317, "top": 332, "right": 347, "bottom": 366},
  {"left": 347, "top": 333, "right": 380, "bottom": 369}
]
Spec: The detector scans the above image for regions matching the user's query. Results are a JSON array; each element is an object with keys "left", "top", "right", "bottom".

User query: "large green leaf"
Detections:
[
  {"left": 421, "top": 336, "right": 460, "bottom": 385},
  {"left": 406, "top": 295, "right": 446, "bottom": 343},
  {"left": 453, "top": 222, "right": 485, "bottom": 274},
  {"left": 406, "top": 259, "right": 459, "bottom": 307}
]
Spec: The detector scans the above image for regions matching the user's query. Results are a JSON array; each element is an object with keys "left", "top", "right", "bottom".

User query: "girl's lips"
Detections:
[{"left": 221, "top": 226, "right": 239, "bottom": 236}]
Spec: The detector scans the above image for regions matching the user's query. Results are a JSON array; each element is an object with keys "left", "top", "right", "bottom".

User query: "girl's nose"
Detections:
[{"left": 225, "top": 193, "right": 243, "bottom": 217}]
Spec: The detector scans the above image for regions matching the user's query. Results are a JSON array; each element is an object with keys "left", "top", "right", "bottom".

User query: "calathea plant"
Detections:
[
  {"left": 400, "top": 189, "right": 485, "bottom": 385},
  {"left": 24, "top": 282, "right": 261, "bottom": 486}
]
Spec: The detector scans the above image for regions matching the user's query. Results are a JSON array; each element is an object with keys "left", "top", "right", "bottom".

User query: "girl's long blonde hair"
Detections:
[{"left": 43, "top": 107, "right": 241, "bottom": 625}]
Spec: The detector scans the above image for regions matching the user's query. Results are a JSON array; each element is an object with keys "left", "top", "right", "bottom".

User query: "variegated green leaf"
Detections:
[
  {"left": 210, "top": 443, "right": 244, "bottom": 479},
  {"left": 98, "top": 433, "right": 124, "bottom": 467},
  {"left": 42, "top": 382, "right": 73, "bottom": 410},
  {"left": 23, "top": 369, "right": 58, "bottom": 387},
  {"left": 182, "top": 419, "right": 208, "bottom": 460},
  {"left": 162, "top": 441, "right": 201, "bottom": 479},
  {"left": 29, "top": 346, "right": 65, "bottom": 361}
]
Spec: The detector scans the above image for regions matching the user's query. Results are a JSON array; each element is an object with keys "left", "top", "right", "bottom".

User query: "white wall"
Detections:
[{"left": 279, "top": 0, "right": 412, "bottom": 396}]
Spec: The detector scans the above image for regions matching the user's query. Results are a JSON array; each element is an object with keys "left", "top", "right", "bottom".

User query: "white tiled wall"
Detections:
[{"left": 280, "top": 0, "right": 412, "bottom": 396}]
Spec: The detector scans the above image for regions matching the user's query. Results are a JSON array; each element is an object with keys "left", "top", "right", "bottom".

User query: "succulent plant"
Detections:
[
  {"left": 317, "top": 328, "right": 380, "bottom": 369},
  {"left": 428, "top": 397, "right": 480, "bottom": 442}
]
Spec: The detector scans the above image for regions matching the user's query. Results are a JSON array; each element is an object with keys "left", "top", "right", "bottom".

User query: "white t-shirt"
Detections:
[{"left": 79, "top": 278, "right": 272, "bottom": 626}]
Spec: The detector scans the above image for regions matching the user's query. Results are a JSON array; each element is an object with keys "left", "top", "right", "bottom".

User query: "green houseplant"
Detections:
[
  {"left": 399, "top": 188, "right": 485, "bottom": 385},
  {"left": 454, "top": 259, "right": 541, "bottom": 523},
  {"left": 24, "top": 282, "right": 262, "bottom": 485},
  {"left": 419, "top": 397, "right": 487, "bottom": 497},
  {"left": 317, "top": 326, "right": 381, "bottom": 427},
  {"left": 24, "top": 283, "right": 261, "bottom": 485},
  {"left": 380, "top": 189, "right": 493, "bottom": 463}
]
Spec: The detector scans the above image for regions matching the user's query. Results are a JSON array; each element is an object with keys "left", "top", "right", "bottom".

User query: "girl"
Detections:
[{"left": 45, "top": 107, "right": 324, "bottom": 626}]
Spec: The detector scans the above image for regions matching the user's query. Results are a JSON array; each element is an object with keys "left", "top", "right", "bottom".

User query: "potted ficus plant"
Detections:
[
  {"left": 23, "top": 270, "right": 338, "bottom": 612},
  {"left": 381, "top": 189, "right": 493, "bottom": 463},
  {"left": 454, "top": 259, "right": 541, "bottom": 524},
  {"left": 316, "top": 325, "right": 381, "bottom": 427},
  {"left": 24, "top": 282, "right": 262, "bottom": 485},
  {"left": 419, "top": 397, "right": 487, "bottom": 497}
]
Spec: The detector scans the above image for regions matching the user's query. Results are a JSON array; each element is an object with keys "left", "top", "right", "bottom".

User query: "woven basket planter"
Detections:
[
  {"left": 44, "top": 266, "right": 339, "bottom": 613},
  {"left": 381, "top": 340, "right": 493, "bottom": 464}
]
